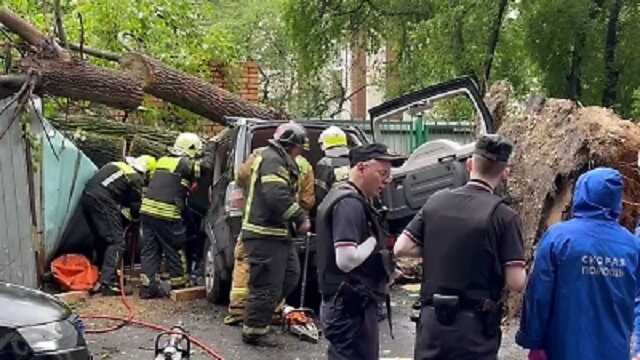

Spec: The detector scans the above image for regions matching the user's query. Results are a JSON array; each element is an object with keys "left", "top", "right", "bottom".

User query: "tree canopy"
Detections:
[{"left": 3, "top": 0, "right": 640, "bottom": 119}]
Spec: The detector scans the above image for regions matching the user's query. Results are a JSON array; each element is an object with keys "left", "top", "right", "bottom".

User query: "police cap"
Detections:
[
  {"left": 349, "top": 143, "right": 406, "bottom": 167},
  {"left": 474, "top": 134, "right": 513, "bottom": 163}
]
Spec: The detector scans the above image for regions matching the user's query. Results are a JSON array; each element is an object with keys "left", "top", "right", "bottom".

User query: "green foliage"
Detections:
[
  {"left": 631, "top": 88, "right": 640, "bottom": 120},
  {"left": 4, "top": 0, "right": 640, "bottom": 120}
]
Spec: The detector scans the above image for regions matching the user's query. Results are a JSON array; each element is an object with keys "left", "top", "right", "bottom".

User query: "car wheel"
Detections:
[{"left": 204, "top": 239, "right": 227, "bottom": 304}]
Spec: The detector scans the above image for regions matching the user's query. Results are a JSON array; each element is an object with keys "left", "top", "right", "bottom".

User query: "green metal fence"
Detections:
[{"left": 313, "top": 118, "right": 475, "bottom": 155}]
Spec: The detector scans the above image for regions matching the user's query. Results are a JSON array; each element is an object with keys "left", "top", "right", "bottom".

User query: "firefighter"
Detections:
[
  {"left": 82, "top": 155, "right": 152, "bottom": 296},
  {"left": 315, "top": 126, "right": 350, "bottom": 206},
  {"left": 394, "top": 134, "right": 526, "bottom": 360},
  {"left": 139, "top": 132, "right": 203, "bottom": 299},
  {"left": 240, "top": 122, "right": 311, "bottom": 347},
  {"left": 224, "top": 148, "right": 315, "bottom": 326}
]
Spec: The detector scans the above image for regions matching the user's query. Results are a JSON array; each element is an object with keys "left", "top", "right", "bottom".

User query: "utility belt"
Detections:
[
  {"left": 418, "top": 293, "right": 502, "bottom": 338},
  {"left": 329, "top": 277, "right": 394, "bottom": 339}
]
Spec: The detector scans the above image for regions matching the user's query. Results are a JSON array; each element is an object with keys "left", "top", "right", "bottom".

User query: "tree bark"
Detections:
[
  {"left": 48, "top": 115, "right": 180, "bottom": 167},
  {"left": 0, "top": 7, "right": 66, "bottom": 58},
  {"left": 482, "top": 0, "right": 508, "bottom": 94},
  {"left": 120, "top": 53, "right": 285, "bottom": 124},
  {"left": 20, "top": 57, "right": 143, "bottom": 110},
  {"left": 602, "top": 0, "right": 623, "bottom": 107}
]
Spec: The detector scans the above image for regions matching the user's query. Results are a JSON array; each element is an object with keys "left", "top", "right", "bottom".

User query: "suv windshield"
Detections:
[{"left": 248, "top": 125, "right": 362, "bottom": 166}]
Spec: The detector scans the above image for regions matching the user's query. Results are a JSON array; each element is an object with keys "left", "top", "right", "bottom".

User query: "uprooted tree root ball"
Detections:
[{"left": 487, "top": 82, "right": 640, "bottom": 316}]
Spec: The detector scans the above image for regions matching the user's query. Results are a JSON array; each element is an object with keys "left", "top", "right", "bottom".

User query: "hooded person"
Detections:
[{"left": 517, "top": 167, "right": 640, "bottom": 360}]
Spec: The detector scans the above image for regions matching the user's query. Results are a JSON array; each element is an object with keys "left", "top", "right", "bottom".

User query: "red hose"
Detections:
[
  {"left": 83, "top": 314, "right": 226, "bottom": 360},
  {"left": 80, "top": 240, "right": 225, "bottom": 360}
]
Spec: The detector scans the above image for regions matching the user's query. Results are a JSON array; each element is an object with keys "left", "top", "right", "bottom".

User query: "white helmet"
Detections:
[
  {"left": 169, "top": 132, "right": 203, "bottom": 158},
  {"left": 319, "top": 126, "right": 347, "bottom": 151}
]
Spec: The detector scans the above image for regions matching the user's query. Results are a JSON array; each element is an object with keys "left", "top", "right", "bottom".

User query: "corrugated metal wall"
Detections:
[{"left": 0, "top": 98, "right": 37, "bottom": 288}]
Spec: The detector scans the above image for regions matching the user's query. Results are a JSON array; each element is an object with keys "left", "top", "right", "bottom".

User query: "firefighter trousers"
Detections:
[
  {"left": 140, "top": 214, "right": 188, "bottom": 288},
  {"left": 228, "top": 238, "right": 250, "bottom": 316},
  {"left": 82, "top": 192, "right": 125, "bottom": 287},
  {"left": 243, "top": 238, "right": 300, "bottom": 332}
]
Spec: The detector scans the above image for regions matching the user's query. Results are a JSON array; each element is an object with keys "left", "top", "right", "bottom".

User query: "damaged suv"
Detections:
[
  {"left": 202, "top": 76, "right": 493, "bottom": 307},
  {"left": 202, "top": 119, "right": 368, "bottom": 307}
]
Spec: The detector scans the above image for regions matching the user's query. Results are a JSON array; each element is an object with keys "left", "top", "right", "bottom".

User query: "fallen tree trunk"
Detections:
[
  {"left": 49, "top": 116, "right": 179, "bottom": 166},
  {"left": 22, "top": 58, "right": 143, "bottom": 111},
  {"left": 121, "top": 53, "right": 285, "bottom": 124}
]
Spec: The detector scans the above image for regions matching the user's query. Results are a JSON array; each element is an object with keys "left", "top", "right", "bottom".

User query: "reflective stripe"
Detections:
[
  {"left": 242, "top": 154, "right": 290, "bottom": 238},
  {"left": 194, "top": 161, "right": 201, "bottom": 178},
  {"left": 170, "top": 276, "right": 187, "bottom": 287},
  {"left": 261, "top": 175, "right": 287, "bottom": 184},
  {"left": 101, "top": 170, "right": 124, "bottom": 187},
  {"left": 113, "top": 161, "right": 136, "bottom": 175},
  {"left": 283, "top": 202, "right": 301, "bottom": 220},
  {"left": 275, "top": 166, "right": 290, "bottom": 182},
  {"left": 230, "top": 288, "right": 249, "bottom": 296},
  {"left": 140, "top": 198, "right": 180, "bottom": 219},
  {"left": 242, "top": 222, "right": 288, "bottom": 237},
  {"left": 243, "top": 325, "right": 270, "bottom": 335}
]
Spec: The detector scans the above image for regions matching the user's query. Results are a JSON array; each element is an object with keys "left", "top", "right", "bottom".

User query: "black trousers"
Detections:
[
  {"left": 321, "top": 299, "right": 379, "bottom": 360},
  {"left": 243, "top": 238, "right": 300, "bottom": 330},
  {"left": 414, "top": 306, "right": 501, "bottom": 360},
  {"left": 82, "top": 192, "right": 124, "bottom": 287},
  {"left": 140, "top": 214, "right": 188, "bottom": 287}
]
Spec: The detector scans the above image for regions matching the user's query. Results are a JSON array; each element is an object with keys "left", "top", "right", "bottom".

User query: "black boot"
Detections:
[
  {"left": 241, "top": 332, "right": 279, "bottom": 348},
  {"left": 139, "top": 283, "right": 161, "bottom": 299}
]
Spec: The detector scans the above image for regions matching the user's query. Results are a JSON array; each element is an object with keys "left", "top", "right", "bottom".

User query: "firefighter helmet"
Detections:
[
  {"left": 273, "top": 122, "right": 309, "bottom": 150},
  {"left": 319, "top": 126, "right": 347, "bottom": 151},
  {"left": 169, "top": 132, "right": 203, "bottom": 158}
]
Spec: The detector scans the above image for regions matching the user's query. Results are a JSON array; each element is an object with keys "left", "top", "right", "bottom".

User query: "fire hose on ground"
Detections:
[{"left": 78, "top": 225, "right": 226, "bottom": 360}]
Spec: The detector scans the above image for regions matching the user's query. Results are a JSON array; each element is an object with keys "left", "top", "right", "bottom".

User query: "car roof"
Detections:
[{"left": 223, "top": 117, "right": 363, "bottom": 131}]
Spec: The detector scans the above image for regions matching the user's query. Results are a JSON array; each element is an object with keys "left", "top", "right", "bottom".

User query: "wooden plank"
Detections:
[
  {"left": 170, "top": 286, "right": 205, "bottom": 302},
  {"left": 55, "top": 290, "right": 89, "bottom": 304}
]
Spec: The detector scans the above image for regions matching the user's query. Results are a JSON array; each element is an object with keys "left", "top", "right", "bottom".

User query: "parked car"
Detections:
[
  {"left": 202, "top": 119, "right": 368, "bottom": 308},
  {"left": 0, "top": 282, "right": 91, "bottom": 359}
]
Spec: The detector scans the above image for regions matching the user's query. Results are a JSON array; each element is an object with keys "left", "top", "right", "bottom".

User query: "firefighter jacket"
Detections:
[
  {"left": 314, "top": 146, "right": 350, "bottom": 206},
  {"left": 84, "top": 161, "right": 143, "bottom": 219},
  {"left": 237, "top": 148, "right": 315, "bottom": 212},
  {"left": 140, "top": 156, "right": 199, "bottom": 221},
  {"left": 241, "top": 140, "right": 306, "bottom": 240},
  {"left": 294, "top": 155, "right": 315, "bottom": 212}
]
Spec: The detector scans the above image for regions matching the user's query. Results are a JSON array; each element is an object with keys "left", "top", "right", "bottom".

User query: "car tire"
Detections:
[{"left": 204, "top": 238, "right": 229, "bottom": 304}]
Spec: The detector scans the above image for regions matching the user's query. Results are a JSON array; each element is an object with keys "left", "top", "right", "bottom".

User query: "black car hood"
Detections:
[{"left": 0, "top": 282, "right": 70, "bottom": 328}]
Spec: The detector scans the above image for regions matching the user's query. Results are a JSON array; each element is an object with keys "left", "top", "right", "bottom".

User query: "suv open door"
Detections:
[{"left": 369, "top": 76, "right": 494, "bottom": 234}]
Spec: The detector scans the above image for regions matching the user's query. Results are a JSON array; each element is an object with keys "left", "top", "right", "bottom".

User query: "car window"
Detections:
[{"left": 248, "top": 126, "right": 363, "bottom": 167}]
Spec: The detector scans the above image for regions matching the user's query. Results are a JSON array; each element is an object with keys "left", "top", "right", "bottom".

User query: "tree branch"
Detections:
[{"left": 53, "top": 0, "right": 67, "bottom": 48}]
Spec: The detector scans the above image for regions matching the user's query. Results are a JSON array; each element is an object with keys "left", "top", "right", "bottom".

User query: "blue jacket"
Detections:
[{"left": 516, "top": 167, "right": 640, "bottom": 360}]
